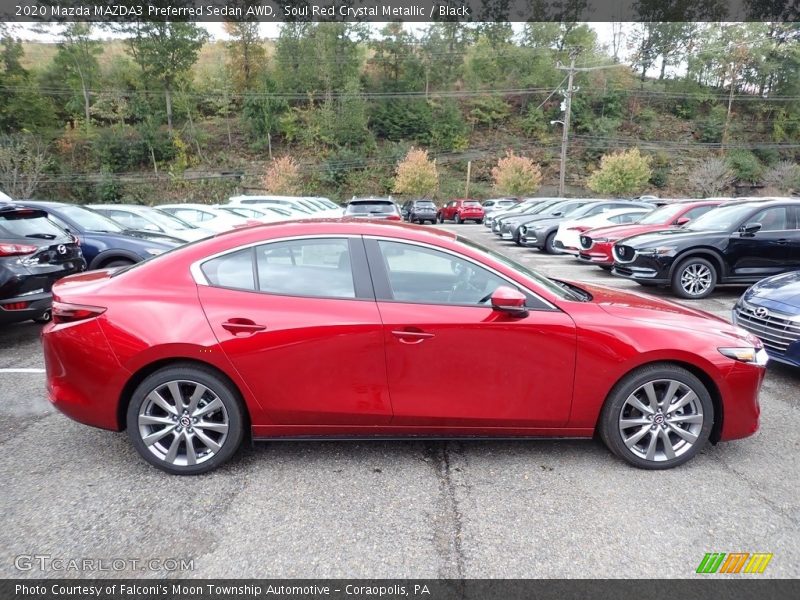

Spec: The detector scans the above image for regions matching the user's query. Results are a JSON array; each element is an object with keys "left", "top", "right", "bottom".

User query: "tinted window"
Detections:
[
  {"left": 682, "top": 205, "right": 715, "bottom": 221},
  {"left": 345, "top": 202, "right": 397, "bottom": 215},
  {"left": 414, "top": 201, "right": 436, "bottom": 208},
  {"left": 750, "top": 207, "right": 788, "bottom": 232},
  {"left": 463, "top": 201, "right": 481, "bottom": 207},
  {"left": 169, "top": 208, "right": 203, "bottom": 223},
  {"left": 377, "top": 240, "right": 509, "bottom": 305},
  {"left": 201, "top": 248, "right": 255, "bottom": 291},
  {"left": 59, "top": 205, "right": 123, "bottom": 232},
  {"left": 0, "top": 212, "right": 69, "bottom": 240},
  {"left": 637, "top": 203, "right": 685, "bottom": 225},
  {"left": 688, "top": 204, "right": 757, "bottom": 231},
  {"left": 105, "top": 210, "right": 154, "bottom": 230},
  {"left": 256, "top": 239, "right": 355, "bottom": 298}
]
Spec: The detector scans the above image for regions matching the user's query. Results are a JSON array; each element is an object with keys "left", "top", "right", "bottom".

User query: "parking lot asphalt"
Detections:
[{"left": 1, "top": 222, "right": 798, "bottom": 579}]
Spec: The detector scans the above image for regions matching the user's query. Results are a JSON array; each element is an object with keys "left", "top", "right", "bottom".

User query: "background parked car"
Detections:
[
  {"left": 733, "top": 271, "right": 800, "bottom": 368},
  {"left": 612, "top": 199, "right": 800, "bottom": 298},
  {"left": 400, "top": 199, "right": 438, "bottom": 224},
  {"left": 215, "top": 205, "right": 300, "bottom": 222},
  {"left": 554, "top": 206, "right": 652, "bottom": 255},
  {"left": 577, "top": 199, "right": 724, "bottom": 269},
  {"left": 89, "top": 204, "right": 213, "bottom": 242},
  {"left": 437, "top": 199, "right": 484, "bottom": 224},
  {"left": 482, "top": 198, "right": 519, "bottom": 217},
  {"left": 13, "top": 201, "right": 178, "bottom": 269},
  {"left": 487, "top": 198, "right": 556, "bottom": 231},
  {"left": 157, "top": 204, "right": 258, "bottom": 233},
  {"left": 520, "top": 200, "right": 655, "bottom": 253},
  {"left": 0, "top": 203, "right": 86, "bottom": 324},
  {"left": 344, "top": 198, "right": 402, "bottom": 220},
  {"left": 228, "top": 195, "right": 342, "bottom": 218}
]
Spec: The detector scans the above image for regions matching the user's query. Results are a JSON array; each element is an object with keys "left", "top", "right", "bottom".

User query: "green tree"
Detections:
[
  {"left": 224, "top": 20, "right": 265, "bottom": 93},
  {"left": 587, "top": 148, "right": 652, "bottom": 196},
  {"left": 54, "top": 24, "right": 101, "bottom": 125},
  {"left": 117, "top": 16, "right": 208, "bottom": 131},
  {"left": 491, "top": 151, "right": 543, "bottom": 196},
  {"left": 368, "top": 22, "right": 424, "bottom": 92}
]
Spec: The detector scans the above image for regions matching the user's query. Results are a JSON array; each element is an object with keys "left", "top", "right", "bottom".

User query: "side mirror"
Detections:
[
  {"left": 552, "top": 211, "right": 564, "bottom": 217},
  {"left": 675, "top": 217, "right": 690, "bottom": 226},
  {"left": 740, "top": 222, "right": 762, "bottom": 236},
  {"left": 490, "top": 286, "right": 528, "bottom": 317}
]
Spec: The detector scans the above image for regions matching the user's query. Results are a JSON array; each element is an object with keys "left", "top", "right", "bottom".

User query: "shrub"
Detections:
[
  {"left": 491, "top": 150, "right": 542, "bottom": 196},
  {"left": 698, "top": 105, "right": 727, "bottom": 143},
  {"left": 393, "top": 148, "right": 439, "bottom": 198},
  {"left": 688, "top": 157, "right": 735, "bottom": 197},
  {"left": 261, "top": 156, "right": 301, "bottom": 195},
  {"left": 726, "top": 150, "right": 763, "bottom": 184},
  {"left": 761, "top": 161, "right": 800, "bottom": 194},
  {"left": 587, "top": 148, "right": 652, "bottom": 197}
]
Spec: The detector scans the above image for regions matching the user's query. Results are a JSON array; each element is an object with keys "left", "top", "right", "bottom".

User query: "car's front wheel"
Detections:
[
  {"left": 671, "top": 257, "right": 717, "bottom": 299},
  {"left": 599, "top": 363, "right": 714, "bottom": 469},
  {"left": 543, "top": 232, "right": 557, "bottom": 254},
  {"left": 127, "top": 364, "right": 245, "bottom": 475}
]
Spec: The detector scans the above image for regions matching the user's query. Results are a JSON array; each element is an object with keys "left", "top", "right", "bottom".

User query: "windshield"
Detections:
[
  {"left": 637, "top": 204, "right": 685, "bottom": 225},
  {"left": 686, "top": 204, "right": 755, "bottom": 232},
  {"left": 143, "top": 209, "right": 197, "bottom": 231},
  {"left": 457, "top": 235, "right": 586, "bottom": 301},
  {"left": 60, "top": 205, "right": 124, "bottom": 232}
]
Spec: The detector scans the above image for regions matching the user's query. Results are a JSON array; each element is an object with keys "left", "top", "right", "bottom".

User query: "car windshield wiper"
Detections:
[
  {"left": 553, "top": 279, "right": 591, "bottom": 302},
  {"left": 25, "top": 233, "right": 57, "bottom": 239}
]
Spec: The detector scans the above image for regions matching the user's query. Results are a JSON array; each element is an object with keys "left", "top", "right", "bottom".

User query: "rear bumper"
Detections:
[
  {"left": 0, "top": 291, "right": 52, "bottom": 324},
  {"left": 42, "top": 317, "right": 127, "bottom": 431}
]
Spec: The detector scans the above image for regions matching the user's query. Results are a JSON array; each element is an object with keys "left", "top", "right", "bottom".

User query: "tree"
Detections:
[
  {"left": 55, "top": 24, "right": 102, "bottom": 125},
  {"left": 761, "top": 161, "right": 800, "bottom": 195},
  {"left": 368, "top": 22, "right": 424, "bottom": 92},
  {"left": 118, "top": 17, "right": 208, "bottom": 131},
  {"left": 491, "top": 151, "right": 543, "bottom": 196},
  {"left": 261, "top": 156, "right": 301, "bottom": 195},
  {"left": 393, "top": 148, "right": 438, "bottom": 198},
  {"left": 587, "top": 148, "right": 652, "bottom": 196},
  {"left": 0, "top": 134, "right": 49, "bottom": 198},
  {"left": 224, "top": 20, "right": 265, "bottom": 92},
  {"left": 687, "top": 157, "right": 734, "bottom": 197}
]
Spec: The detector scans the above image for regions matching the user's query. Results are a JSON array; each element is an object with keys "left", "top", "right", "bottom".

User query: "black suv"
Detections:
[
  {"left": 0, "top": 204, "right": 86, "bottom": 324},
  {"left": 400, "top": 199, "right": 438, "bottom": 224},
  {"left": 612, "top": 199, "right": 800, "bottom": 298}
]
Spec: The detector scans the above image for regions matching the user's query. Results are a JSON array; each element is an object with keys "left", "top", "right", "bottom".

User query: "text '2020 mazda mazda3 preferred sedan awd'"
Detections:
[{"left": 42, "top": 221, "right": 767, "bottom": 474}]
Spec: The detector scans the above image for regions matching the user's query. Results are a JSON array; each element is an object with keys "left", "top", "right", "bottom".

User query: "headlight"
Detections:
[
  {"left": 636, "top": 246, "right": 676, "bottom": 257},
  {"left": 519, "top": 226, "right": 527, "bottom": 235},
  {"left": 145, "top": 248, "right": 165, "bottom": 256},
  {"left": 718, "top": 347, "right": 769, "bottom": 366}
]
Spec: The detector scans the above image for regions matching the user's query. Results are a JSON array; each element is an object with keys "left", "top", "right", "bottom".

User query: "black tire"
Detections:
[
  {"left": 32, "top": 309, "right": 52, "bottom": 324},
  {"left": 437, "top": 214, "right": 444, "bottom": 224},
  {"left": 454, "top": 214, "right": 462, "bottom": 224},
  {"left": 598, "top": 363, "right": 714, "bottom": 470},
  {"left": 476, "top": 219, "right": 483, "bottom": 225},
  {"left": 671, "top": 257, "right": 718, "bottom": 299},
  {"left": 636, "top": 281, "right": 659, "bottom": 287},
  {"left": 127, "top": 364, "right": 245, "bottom": 475},
  {"left": 103, "top": 258, "right": 136, "bottom": 269},
  {"left": 599, "top": 265, "right": 612, "bottom": 271},
  {"left": 543, "top": 232, "right": 557, "bottom": 254}
]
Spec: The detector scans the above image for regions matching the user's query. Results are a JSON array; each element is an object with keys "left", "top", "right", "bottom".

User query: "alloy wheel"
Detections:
[
  {"left": 138, "top": 379, "right": 230, "bottom": 467},
  {"left": 680, "top": 263, "right": 713, "bottom": 296},
  {"left": 617, "top": 379, "right": 704, "bottom": 462}
]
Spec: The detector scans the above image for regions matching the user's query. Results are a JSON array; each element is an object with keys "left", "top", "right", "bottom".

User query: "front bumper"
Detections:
[
  {"left": 732, "top": 301, "right": 800, "bottom": 368},
  {"left": 611, "top": 254, "right": 672, "bottom": 282}
]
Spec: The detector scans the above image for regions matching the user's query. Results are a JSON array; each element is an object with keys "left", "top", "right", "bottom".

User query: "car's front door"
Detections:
[
  {"left": 197, "top": 236, "right": 392, "bottom": 427},
  {"left": 727, "top": 205, "right": 793, "bottom": 278},
  {"left": 365, "top": 238, "right": 577, "bottom": 428}
]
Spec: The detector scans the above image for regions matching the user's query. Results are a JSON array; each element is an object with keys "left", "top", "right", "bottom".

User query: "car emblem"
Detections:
[
  {"left": 754, "top": 307, "right": 769, "bottom": 319},
  {"left": 56, "top": 245, "right": 67, "bottom": 255}
]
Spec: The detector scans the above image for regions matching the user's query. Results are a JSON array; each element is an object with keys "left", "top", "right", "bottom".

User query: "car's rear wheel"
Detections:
[
  {"left": 437, "top": 214, "right": 444, "bottom": 224},
  {"left": 103, "top": 258, "right": 136, "bottom": 269},
  {"left": 476, "top": 219, "right": 483, "bottom": 224},
  {"left": 127, "top": 365, "right": 244, "bottom": 475},
  {"left": 599, "top": 364, "right": 713, "bottom": 469},
  {"left": 671, "top": 257, "right": 717, "bottom": 299},
  {"left": 454, "top": 214, "right": 462, "bottom": 224}
]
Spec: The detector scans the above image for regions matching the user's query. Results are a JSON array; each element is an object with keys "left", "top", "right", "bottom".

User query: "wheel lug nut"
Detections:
[{"left": 650, "top": 425, "right": 656, "bottom": 430}]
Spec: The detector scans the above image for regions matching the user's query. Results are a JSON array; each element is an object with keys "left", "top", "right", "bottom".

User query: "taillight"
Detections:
[
  {"left": 52, "top": 301, "right": 106, "bottom": 324},
  {"left": 387, "top": 215, "right": 402, "bottom": 221},
  {"left": 0, "top": 243, "right": 37, "bottom": 257},
  {"left": 1, "top": 301, "right": 30, "bottom": 311}
]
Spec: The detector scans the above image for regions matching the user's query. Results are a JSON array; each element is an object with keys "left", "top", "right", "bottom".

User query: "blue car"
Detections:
[
  {"left": 14, "top": 201, "right": 179, "bottom": 269},
  {"left": 733, "top": 270, "right": 800, "bottom": 367}
]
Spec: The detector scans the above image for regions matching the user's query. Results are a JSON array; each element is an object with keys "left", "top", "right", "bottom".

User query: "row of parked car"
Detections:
[{"left": 484, "top": 195, "right": 800, "bottom": 368}]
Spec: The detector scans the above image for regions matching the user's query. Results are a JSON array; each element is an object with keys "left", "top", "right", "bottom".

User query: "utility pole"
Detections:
[
  {"left": 465, "top": 161, "right": 472, "bottom": 198},
  {"left": 555, "top": 53, "right": 620, "bottom": 197}
]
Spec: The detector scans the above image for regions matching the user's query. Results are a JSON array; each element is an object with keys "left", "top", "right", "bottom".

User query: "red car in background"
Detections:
[
  {"left": 42, "top": 220, "right": 765, "bottom": 475},
  {"left": 577, "top": 200, "right": 724, "bottom": 269},
  {"left": 437, "top": 199, "right": 485, "bottom": 224}
]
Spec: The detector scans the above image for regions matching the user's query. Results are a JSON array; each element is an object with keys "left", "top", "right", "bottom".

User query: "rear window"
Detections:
[
  {"left": 345, "top": 202, "right": 398, "bottom": 215},
  {"left": 464, "top": 201, "right": 482, "bottom": 207},
  {"left": 414, "top": 201, "right": 436, "bottom": 207},
  {"left": 0, "top": 211, "right": 70, "bottom": 240}
]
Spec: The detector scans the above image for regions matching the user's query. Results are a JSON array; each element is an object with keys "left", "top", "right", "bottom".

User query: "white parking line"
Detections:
[{"left": 0, "top": 368, "right": 45, "bottom": 373}]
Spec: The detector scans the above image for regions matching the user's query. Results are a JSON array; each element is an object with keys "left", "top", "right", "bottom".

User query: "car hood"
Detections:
[
  {"left": 521, "top": 215, "right": 560, "bottom": 227},
  {"left": 617, "top": 228, "right": 723, "bottom": 248},
  {"left": 575, "top": 281, "right": 757, "bottom": 343},
  {"left": 584, "top": 223, "right": 673, "bottom": 241},
  {"left": 745, "top": 270, "right": 800, "bottom": 307}
]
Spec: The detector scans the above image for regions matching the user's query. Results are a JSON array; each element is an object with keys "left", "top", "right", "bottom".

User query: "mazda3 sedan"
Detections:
[{"left": 42, "top": 221, "right": 767, "bottom": 474}]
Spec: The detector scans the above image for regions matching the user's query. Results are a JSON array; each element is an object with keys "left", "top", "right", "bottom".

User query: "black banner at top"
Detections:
[{"left": 2, "top": 0, "right": 799, "bottom": 23}]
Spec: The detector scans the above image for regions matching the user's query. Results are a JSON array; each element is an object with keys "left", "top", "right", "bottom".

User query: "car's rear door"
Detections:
[
  {"left": 197, "top": 236, "right": 392, "bottom": 427},
  {"left": 364, "top": 237, "right": 576, "bottom": 428}
]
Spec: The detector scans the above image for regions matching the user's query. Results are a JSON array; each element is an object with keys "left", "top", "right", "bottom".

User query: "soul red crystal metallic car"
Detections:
[
  {"left": 577, "top": 200, "right": 724, "bottom": 269},
  {"left": 42, "top": 221, "right": 767, "bottom": 475}
]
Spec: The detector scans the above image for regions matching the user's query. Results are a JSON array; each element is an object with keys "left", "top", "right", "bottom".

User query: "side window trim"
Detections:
[{"left": 362, "top": 235, "right": 556, "bottom": 311}]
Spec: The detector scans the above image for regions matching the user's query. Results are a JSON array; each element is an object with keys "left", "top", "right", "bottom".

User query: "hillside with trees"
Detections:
[{"left": 0, "top": 21, "right": 798, "bottom": 204}]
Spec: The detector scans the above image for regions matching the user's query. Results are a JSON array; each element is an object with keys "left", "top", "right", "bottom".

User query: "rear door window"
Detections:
[{"left": 0, "top": 212, "right": 69, "bottom": 240}]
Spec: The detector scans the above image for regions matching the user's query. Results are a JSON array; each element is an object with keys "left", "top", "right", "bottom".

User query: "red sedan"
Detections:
[
  {"left": 577, "top": 200, "right": 723, "bottom": 268},
  {"left": 42, "top": 220, "right": 766, "bottom": 474}
]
